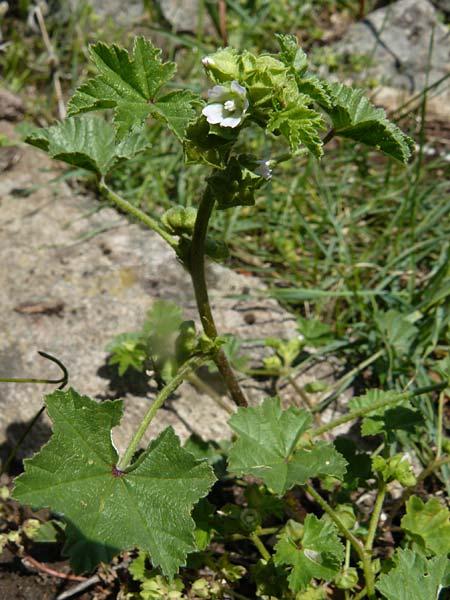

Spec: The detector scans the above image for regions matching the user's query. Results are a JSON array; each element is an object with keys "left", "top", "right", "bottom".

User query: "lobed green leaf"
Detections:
[
  {"left": 401, "top": 496, "right": 450, "bottom": 555},
  {"left": 227, "top": 397, "right": 346, "bottom": 495},
  {"left": 266, "top": 100, "right": 325, "bottom": 158},
  {"left": 324, "top": 83, "right": 414, "bottom": 162},
  {"left": 13, "top": 389, "right": 215, "bottom": 577},
  {"left": 274, "top": 515, "right": 345, "bottom": 593},
  {"left": 348, "top": 389, "right": 421, "bottom": 437},
  {"left": 376, "top": 549, "right": 450, "bottom": 600},
  {"left": 26, "top": 116, "right": 150, "bottom": 176},
  {"left": 68, "top": 37, "right": 200, "bottom": 140}
]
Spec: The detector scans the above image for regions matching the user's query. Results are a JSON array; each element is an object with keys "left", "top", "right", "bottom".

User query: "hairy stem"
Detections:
[
  {"left": 365, "top": 480, "right": 387, "bottom": 552},
  {"left": 436, "top": 390, "right": 445, "bottom": 459},
  {"left": 305, "top": 483, "right": 375, "bottom": 599},
  {"left": 312, "top": 382, "right": 446, "bottom": 438},
  {"left": 189, "top": 190, "right": 248, "bottom": 407},
  {"left": 118, "top": 355, "right": 206, "bottom": 470},
  {"left": 98, "top": 179, "right": 178, "bottom": 250},
  {"left": 249, "top": 532, "right": 271, "bottom": 562},
  {"left": 353, "top": 587, "right": 368, "bottom": 600}
]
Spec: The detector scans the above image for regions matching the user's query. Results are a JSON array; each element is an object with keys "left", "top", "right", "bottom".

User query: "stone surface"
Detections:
[
  {"left": 331, "top": 0, "right": 450, "bottom": 103},
  {"left": 0, "top": 88, "right": 25, "bottom": 121},
  {"left": 157, "top": 0, "right": 213, "bottom": 33},
  {"left": 71, "top": 0, "right": 144, "bottom": 24},
  {"left": 0, "top": 119, "right": 349, "bottom": 466},
  {"left": 66, "top": 0, "right": 213, "bottom": 32}
]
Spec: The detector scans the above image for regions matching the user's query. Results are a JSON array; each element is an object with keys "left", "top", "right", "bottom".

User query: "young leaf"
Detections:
[
  {"left": 143, "top": 299, "right": 184, "bottom": 341},
  {"left": 184, "top": 116, "right": 236, "bottom": 169},
  {"left": 274, "top": 515, "right": 345, "bottom": 593},
  {"left": 26, "top": 116, "right": 150, "bottom": 176},
  {"left": 372, "top": 454, "right": 416, "bottom": 487},
  {"left": 276, "top": 34, "right": 334, "bottom": 110},
  {"left": 207, "top": 157, "right": 261, "bottom": 209},
  {"left": 276, "top": 33, "right": 308, "bottom": 76},
  {"left": 227, "top": 397, "right": 346, "bottom": 495},
  {"left": 105, "top": 332, "right": 147, "bottom": 375},
  {"left": 13, "top": 389, "right": 215, "bottom": 577},
  {"left": 68, "top": 37, "right": 201, "bottom": 139},
  {"left": 266, "top": 100, "right": 325, "bottom": 157},
  {"left": 376, "top": 548, "right": 449, "bottom": 600},
  {"left": 323, "top": 83, "right": 414, "bottom": 162},
  {"left": 401, "top": 496, "right": 450, "bottom": 555}
]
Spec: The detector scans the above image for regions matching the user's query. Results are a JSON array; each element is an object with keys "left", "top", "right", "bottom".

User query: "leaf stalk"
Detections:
[
  {"left": 249, "top": 532, "right": 271, "bottom": 562},
  {"left": 98, "top": 179, "right": 178, "bottom": 250},
  {"left": 118, "top": 354, "right": 206, "bottom": 470},
  {"left": 305, "top": 483, "right": 376, "bottom": 599},
  {"left": 312, "top": 382, "right": 446, "bottom": 438},
  {"left": 364, "top": 480, "right": 387, "bottom": 552}
]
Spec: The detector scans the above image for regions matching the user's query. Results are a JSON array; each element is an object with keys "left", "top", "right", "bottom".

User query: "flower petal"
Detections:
[
  {"left": 208, "top": 85, "right": 229, "bottom": 102},
  {"left": 220, "top": 115, "right": 243, "bottom": 128},
  {"left": 202, "top": 103, "right": 225, "bottom": 124},
  {"left": 230, "top": 80, "right": 247, "bottom": 98},
  {"left": 255, "top": 159, "right": 273, "bottom": 179}
]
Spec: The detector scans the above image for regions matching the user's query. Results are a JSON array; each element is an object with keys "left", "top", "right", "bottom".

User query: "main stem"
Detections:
[
  {"left": 99, "top": 179, "right": 247, "bottom": 407},
  {"left": 189, "top": 191, "right": 248, "bottom": 407}
]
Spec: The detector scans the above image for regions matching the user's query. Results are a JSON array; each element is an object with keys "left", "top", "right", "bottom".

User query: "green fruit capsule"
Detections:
[
  {"left": 161, "top": 206, "right": 197, "bottom": 235},
  {"left": 204, "top": 238, "right": 229, "bottom": 260}
]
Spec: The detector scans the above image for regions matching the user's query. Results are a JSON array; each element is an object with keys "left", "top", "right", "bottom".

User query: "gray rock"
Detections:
[
  {"left": 331, "top": 0, "right": 450, "bottom": 101},
  {"left": 157, "top": 0, "right": 213, "bottom": 33},
  {"left": 68, "top": 0, "right": 143, "bottom": 24},
  {"left": 66, "top": 0, "right": 213, "bottom": 32},
  {"left": 0, "top": 88, "right": 25, "bottom": 121}
]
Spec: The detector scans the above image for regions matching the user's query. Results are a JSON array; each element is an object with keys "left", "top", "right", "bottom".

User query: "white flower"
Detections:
[
  {"left": 201, "top": 56, "right": 215, "bottom": 67},
  {"left": 255, "top": 159, "right": 273, "bottom": 180},
  {"left": 202, "top": 80, "right": 249, "bottom": 128}
]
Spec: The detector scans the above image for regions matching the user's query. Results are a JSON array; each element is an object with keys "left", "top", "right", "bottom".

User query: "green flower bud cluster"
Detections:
[
  {"left": 372, "top": 453, "right": 417, "bottom": 487},
  {"left": 161, "top": 205, "right": 198, "bottom": 236},
  {"left": 201, "top": 37, "right": 325, "bottom": 143}
]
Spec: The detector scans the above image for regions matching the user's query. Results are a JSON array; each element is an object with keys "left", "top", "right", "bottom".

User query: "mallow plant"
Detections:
[{"left": 5, "top": 34, "right": 450, "bottom": 599}]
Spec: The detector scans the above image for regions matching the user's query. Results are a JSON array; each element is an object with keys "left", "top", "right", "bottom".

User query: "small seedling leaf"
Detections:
[{"left": 274, "top": 515, "right": 345, "bottom": 593}]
